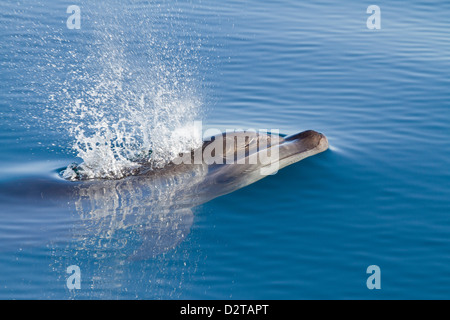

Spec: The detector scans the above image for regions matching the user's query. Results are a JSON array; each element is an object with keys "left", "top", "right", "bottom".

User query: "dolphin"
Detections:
[{"left": 0, "top": 129, "right": 328, "bottom": 259}]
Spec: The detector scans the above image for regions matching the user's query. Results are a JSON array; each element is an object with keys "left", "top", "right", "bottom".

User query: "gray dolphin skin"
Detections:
[{"left": 0, "top": 130, "right": 328, "bottom": 259}]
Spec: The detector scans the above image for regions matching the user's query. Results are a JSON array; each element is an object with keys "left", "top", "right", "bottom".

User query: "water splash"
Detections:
[{"left": 57, "top": 1, "right": 205, "bottom": 180}]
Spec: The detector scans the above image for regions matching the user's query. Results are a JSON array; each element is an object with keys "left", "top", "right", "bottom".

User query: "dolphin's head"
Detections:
[{"left": 200, "top": 129, "right": 328, "bottom": 181}]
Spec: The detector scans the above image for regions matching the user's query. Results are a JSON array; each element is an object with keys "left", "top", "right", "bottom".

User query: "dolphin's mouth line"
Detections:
[{"left": 256, "top": 133, "right": 329, "bottom": 173}]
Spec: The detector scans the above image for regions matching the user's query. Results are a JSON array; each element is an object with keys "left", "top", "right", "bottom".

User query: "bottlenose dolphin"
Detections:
[{"left": 0, "top": 130, "right": 328, "bottom": 259}]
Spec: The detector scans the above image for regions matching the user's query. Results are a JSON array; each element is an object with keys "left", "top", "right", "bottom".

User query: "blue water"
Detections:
[{"left": 1, "top": 0, "right": 450, "bottom": 299}]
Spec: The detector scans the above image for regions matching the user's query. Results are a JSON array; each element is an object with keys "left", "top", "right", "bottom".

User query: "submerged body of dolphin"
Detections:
[{"left": 0, "top": 130, "right": 329, "bottom": 259}]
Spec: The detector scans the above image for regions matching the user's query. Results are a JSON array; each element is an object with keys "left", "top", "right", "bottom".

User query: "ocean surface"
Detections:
[{"left": 1, "top": 0, "right": 450, "bottom": 299}]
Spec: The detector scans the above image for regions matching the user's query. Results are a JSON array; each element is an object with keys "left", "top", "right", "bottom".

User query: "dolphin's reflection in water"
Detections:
[{"left": 71, "top": 164, "right": 207, "bottom": 260}]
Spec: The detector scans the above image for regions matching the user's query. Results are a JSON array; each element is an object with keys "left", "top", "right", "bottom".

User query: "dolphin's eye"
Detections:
[{"left": 256, "top": 135, "right": 271, "bottom": 149}]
